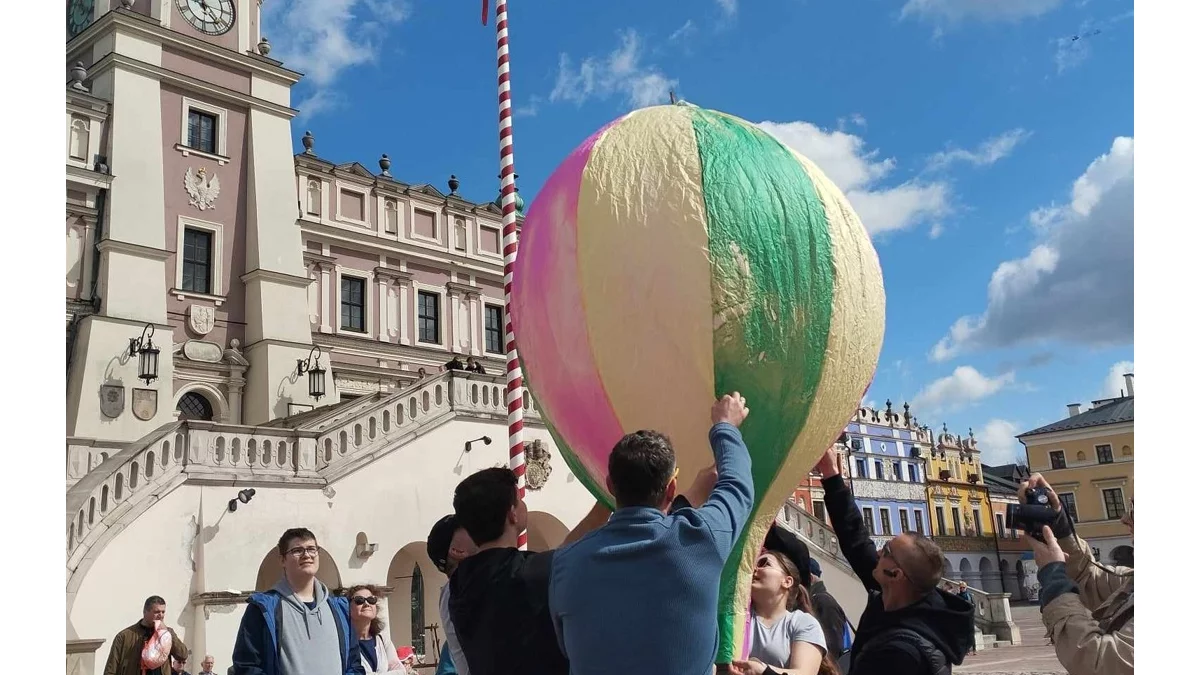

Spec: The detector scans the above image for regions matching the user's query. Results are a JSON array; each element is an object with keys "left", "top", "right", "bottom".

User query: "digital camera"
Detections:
[{"left": 1006, "top": 486, "right": 1058, "bottom": 541}]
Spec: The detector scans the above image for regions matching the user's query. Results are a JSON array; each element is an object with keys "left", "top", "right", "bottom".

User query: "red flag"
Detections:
[{"left": 482, "top": 0, "right": 489, "bottom": 25}]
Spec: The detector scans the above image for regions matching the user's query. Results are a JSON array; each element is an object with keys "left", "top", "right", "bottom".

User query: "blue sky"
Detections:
[{"left": 262, "top": 0, "right": 1135, "bottom": 466}]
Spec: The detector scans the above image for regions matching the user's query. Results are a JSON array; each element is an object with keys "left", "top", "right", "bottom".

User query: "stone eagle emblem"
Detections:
[
  {"left": 184, "top": 167, "right": 221, "bottom": 211},
  {"left": 525, "top": 439, "right": 553, "bottom": 491}
]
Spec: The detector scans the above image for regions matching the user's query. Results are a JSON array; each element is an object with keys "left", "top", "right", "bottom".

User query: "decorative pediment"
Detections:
[
  {"left": 408, "top": 183, "right": 447, "bottom": 199},
  {"left": 335, "top": 162, "right": 377, "bottom": 180}
]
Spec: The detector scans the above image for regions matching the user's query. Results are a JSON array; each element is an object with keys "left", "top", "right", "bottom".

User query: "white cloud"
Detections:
[
  {"left": 1100, "top": 361, "right": 1135, "bottom": 398},
  {"left": 262, "top": 0, "right": 410, "bottom": 118},
  {"left": 669, "top": 19, "right": 697, "bottom": 42},
  {"left": 901, "top": 0, "right": 1064, "bottom": 24},
  {"left": 926, "top": 129, "right": 1032, "bottom": 171},
  {"left": 911, "top": 366, "right": 1015, "bottom": 413},
  {"left": 1052, "top": 11, "right": 1133, "bottom": 75},
  {"left": 759, "top": 121, "right": 952, "bottom": 236},
  {"left": 976, "top": 419, "right": 1026, "bottom": 466},
  {"left": 550, "top": 30, "right": 677, "bottom": 109},
  {"left": 716, "top": 0, "right": 738, "bottom": 17},
  {"left": 931, "top": 137, "right": 1133, "bottom": 360}
]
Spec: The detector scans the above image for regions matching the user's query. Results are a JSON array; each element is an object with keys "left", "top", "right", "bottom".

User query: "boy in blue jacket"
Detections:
[{"left": 232, "top": 528, "right": 363, "bottom": 675}]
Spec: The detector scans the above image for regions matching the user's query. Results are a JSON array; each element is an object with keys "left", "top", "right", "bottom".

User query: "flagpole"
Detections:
[{"left": 487, "top": 0, "right": 528, "bottom": 550}]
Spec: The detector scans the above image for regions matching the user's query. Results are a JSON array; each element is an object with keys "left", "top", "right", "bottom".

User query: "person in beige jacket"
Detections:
[{"left": 1020, "top": 474, "right": 1133, "bottom": 675}]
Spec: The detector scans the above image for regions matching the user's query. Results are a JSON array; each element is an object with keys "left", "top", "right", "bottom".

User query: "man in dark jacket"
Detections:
[
  {"left": 808, "top": 558, "right": 853, "bottom": 660},
  {"left": 104, "top": 596, "right": 189, "bottom": 675},
  {"left": 814, "top": 447, "right": 974, "bottom": 675}
]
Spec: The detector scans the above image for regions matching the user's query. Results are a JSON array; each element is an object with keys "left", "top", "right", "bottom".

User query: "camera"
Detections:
[{"left": 1006, "top": 486, "right": 1059, "bottom": 541}]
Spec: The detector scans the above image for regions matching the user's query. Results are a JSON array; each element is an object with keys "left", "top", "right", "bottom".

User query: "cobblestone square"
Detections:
[{"left": 957, "top": 604, "right": 1066, "bottom": 675}]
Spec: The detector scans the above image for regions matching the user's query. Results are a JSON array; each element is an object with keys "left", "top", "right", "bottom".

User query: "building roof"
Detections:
[
  {"left": 983, "top": 471, "right": 1020, "bottom": 497},
  {"left": 1018, "top": 396, "right": 1134, "bottom": 438},
  {"left": 983, "top": 463, "right": 1030, "bottom": 483}
]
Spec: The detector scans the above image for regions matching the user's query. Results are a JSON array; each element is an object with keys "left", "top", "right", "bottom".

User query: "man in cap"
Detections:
[{"left": 428, "top": 514, "right": 478, "bottom": 675}]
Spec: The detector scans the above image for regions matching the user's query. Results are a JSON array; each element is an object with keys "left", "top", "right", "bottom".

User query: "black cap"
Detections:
[
  {"left": 765, "top": 523, "right": 812, "bottom": 588},
  {"left": 427, "top": 514, "right": 460, "bottom": 574}
]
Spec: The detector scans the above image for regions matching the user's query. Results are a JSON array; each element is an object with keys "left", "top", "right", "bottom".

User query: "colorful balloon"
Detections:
[{"left": 511, "top": 102, "right": 885, "bottom": 662}]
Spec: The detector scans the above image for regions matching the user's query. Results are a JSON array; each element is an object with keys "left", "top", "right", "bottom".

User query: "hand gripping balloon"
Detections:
[{"left": 511, "top": 102, "right": 884, "bottom": 663}]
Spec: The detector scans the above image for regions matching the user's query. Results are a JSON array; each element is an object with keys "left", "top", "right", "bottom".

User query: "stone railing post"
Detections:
[{"left": 67, "top": 638, "right": 106, "bottom": 675}]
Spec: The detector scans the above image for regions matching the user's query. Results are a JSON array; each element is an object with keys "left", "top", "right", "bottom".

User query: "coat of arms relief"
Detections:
[{"left": 185, "top": 167, "right": 221, "bottom": 211}]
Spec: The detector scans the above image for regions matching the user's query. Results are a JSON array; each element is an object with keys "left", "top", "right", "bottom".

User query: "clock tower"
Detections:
[{"left": 66, "top": 0, "right": 320, "bottom": 442}]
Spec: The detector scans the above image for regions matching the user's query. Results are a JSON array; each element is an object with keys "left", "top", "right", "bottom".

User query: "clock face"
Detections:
[
  {"left": 176, "top": 0, "right": 236, "bottom": 36},
  {"left": 67, "top": 0, "right": 95, "bottom": 39}
]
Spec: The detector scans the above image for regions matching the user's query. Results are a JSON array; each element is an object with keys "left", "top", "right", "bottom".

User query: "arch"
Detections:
[
  {"left": 978, "top": 557, "right": 993, "bottom": 573},
  {"left": 174, "top": 383, "right": 231, "bottom": 422},
  {"left": 70, "top": 115, "right": 90, "bottom": 160},
  {"left": 526, "top": 511, "right": 569, "bottom": 553},
  {"left": 386, "top": 542, "right": 443, "bottom": 659},
  {"left": 254, "top": 545, "right": 342, "bottom": 592},
  {"left": 942, "top": 556, "right": 953, "bottom": 580},
  {"left": 307, "top": 180, "right": 323, "bottom": 215},
  {"left": 957, "top": 557, "right": 972, "bottom": 573}
]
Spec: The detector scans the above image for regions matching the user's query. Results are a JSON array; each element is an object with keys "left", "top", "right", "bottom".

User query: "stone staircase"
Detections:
[
  {"left": 942, "top": 579, "right": 1023, "bottom": 650},
  {"left": 65, "top": 370, "right": 539, "bottom": 594}
]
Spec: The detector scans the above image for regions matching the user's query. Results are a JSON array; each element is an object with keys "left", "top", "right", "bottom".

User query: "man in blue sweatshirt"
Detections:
[
  {"left": 549, "top": 392, "right": 754, "bottom": 675},
  {"left": 232, "top": 528, "right": 363, "bottom": 675}
]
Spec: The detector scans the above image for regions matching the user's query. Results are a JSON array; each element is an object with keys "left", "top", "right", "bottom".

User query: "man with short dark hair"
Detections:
[
  {"left": 814, "top": 447, "right": 974, "bottom": 675},
  {"left": 549, "top": 393, "right": 754, "bottom": 675},
  {"left": 104, "top": 596, "right": 189, "bottom": 675},
  {"left": 232, "top": 528, "right": 362, "bottom": 675},
  {"left": 448, "top": 467, "right": 612, "bottom": 675}
]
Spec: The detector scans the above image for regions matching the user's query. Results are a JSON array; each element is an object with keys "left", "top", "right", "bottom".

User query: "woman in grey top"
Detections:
[{"left": 731, "top": 551, "right": 835, "bottom": 675}]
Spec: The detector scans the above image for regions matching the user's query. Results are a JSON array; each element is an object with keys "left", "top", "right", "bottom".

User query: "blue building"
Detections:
[{"left": 832, "top": 400, "right": 933, "bottom": 549}]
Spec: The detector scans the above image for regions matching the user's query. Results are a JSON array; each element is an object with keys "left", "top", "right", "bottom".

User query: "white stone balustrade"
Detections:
[{"left": 940, "top": 579, "right": 1023, "bottom": 646}]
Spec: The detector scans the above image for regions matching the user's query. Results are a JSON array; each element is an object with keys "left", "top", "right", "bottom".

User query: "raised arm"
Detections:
[
  {"left": 815, "top": 447, "right": 881, "bottom": 592},
  {"left": 695, "top": 394, "right": 754, "bottom": 557}
]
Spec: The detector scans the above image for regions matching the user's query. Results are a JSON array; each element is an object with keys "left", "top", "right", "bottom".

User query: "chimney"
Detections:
[
  {"left": 1123, "top": 373, "right": 1134, "bottom": 397},
  {"left": 1067, "top": 403, "right": 1082, "bottom": 417}
]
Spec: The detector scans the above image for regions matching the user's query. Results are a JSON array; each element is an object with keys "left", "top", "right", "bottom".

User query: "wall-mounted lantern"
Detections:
[
  {"left": 128, "top": 324, "right": 160, "bottom": 385},
  {"left": 296, "top": 346, "right": 327, "bottom": 400}
]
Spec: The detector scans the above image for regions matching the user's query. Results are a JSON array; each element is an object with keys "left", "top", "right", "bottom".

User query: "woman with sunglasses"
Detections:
[
  {"left": 345, "top": 585, "right": 404, "bottom": 673},
  {"left": 731, "top": 551, "right": 837, "bottom": 675}
]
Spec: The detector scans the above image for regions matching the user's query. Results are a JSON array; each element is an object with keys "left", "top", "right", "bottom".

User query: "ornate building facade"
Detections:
[
  {"left": 1017, "top": 375, "right": 1134, "bottom": 565},
  {"left": 926, "top": 425, "right": 1000, "bottom": 588},
  {"left": 836, "top": 401, "right": 934, "bottom": 549}
]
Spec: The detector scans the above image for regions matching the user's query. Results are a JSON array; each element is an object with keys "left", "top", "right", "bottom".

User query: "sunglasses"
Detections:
[{"left": 352, "top": 595, "right": 378, "bottom": 606}]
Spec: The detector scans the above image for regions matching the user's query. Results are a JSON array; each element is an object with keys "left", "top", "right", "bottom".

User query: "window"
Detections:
[
  {"left": 813, "top": 500, "right": 826, "bottom": 523},
  {"left": 914, "top": 510, "right": 925, "bottom": 536},
  {"left": 413, "top": 209, "right": 437, "bottom": 239},
  {"left": 862, "top": 507, "right": 875, "bottom": 535},
  {"left": 485, "top": 304, "right": 504, "bottom": 354},
  {"left": 880, "top": 508, "right": 892, "bottom": 535},
  {"left": 908, "top": 464, "right": 919, "bottom": 482},
  {"left": 338, "top": 189, "right": 365, "bottom": 222},
  {"left": 1049, "top": 450, "right": 1067, "bottom": 469},
  {"left": 479, "top": 225, "right": 501, "bottom": 254},
  {"left": 873, "top": 460, "right": 884, "bottom": 479},
  {"left": 1061, "top": 492, "right": 1079, "bottom": 522},
  {"left": 899, "top": 509, "right": 910, "bottom": 533},
  {"left": 187, "top": 109, "right": 217, "bottom": 154},
  {"left": 1096, "top": 444, "right": 1114, "bottom": 464},
  {"left": 181, "top": 228, "right": 213, "bottom": 294},
  {"left": 996, "top": 513, "right": 1006, "bottom": 537},
  {"left": 417, "top": 291, "right": 440, "bottom": 344},
  {"left": 935, "top": 507, "right": 946, "bottom": 535},
  {"left": 1102, "top": 488, "right": 1126, "bottom": 520},
  {"left": 176, "top": 392, "right": 213, "bottom": 421},
  {"left": 892, "top": 461, "right": 902, "bottom": 481},
  {"left": 951, "top": 507, "right": 962, "bottom": 536},
  {"left": 410, "top": 563, "right": 425, "bottom": 655},
  {"left": 340, "top": 277, "right": 366, "bottom": 332},
  {"left": 855, "top": 458, "right": 867, "bottom": 478},
  {"left": 973, "top": 508, "right": 983, "bottom": 536}
]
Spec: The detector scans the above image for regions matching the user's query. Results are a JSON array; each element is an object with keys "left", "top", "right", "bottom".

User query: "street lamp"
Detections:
[
  {"left": 128, "top": 324, "right": 160, "bottom": 385},
  {"left": 465, "top": 436, "right": 492, "bottom": 453},
  {"left": 296, "top": 345, "right": 326, "bottom": 400},
  {"left": 228, "top": 488, "right": 256, "bottom": 513}
]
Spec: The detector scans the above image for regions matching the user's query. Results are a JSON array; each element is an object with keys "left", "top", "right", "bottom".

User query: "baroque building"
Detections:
[
  {"left": 1017, "top": 374, "right": 1134, "bottom": 564},
  {"left": 926, "top": 424, "right": 999, "bottom": 589}
]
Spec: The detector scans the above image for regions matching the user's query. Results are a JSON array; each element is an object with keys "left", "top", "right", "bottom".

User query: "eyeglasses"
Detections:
[
  {"left": 351, "top": 596, "right": 378, "bottom": 606},
  {"left": 286, "top": 546, "right": 320, "bottom": 558},
  {"left": 880, "top": 541, "right": 912, "bottom": 580}
]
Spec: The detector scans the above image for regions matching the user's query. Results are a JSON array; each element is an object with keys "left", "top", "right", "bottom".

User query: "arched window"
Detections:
[
  {"left": 307, "top": 180, "right": 322, "bottom": 215},
  {"left": 70, "top": 116, "right": 90, "bottom": 160},
  {"left": 177, "top": 391, "right": 214, "bottom": 421},
  {"left": 410, "top": 564, "right": 425, "bottom": 654}
]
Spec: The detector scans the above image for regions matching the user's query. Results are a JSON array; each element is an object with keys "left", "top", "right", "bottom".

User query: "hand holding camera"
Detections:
[{"left": 1011, "top": 473, "right": 1069, "bottom": 543}]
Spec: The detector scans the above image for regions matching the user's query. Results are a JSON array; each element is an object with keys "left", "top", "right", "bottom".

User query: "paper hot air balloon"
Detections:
[{"left": 511, "top": 102, "right": 885, "bottom": 663}]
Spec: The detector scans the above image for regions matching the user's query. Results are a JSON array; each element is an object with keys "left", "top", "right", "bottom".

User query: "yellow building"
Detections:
[
  {"left": 926, "top": 424, "right": 998, "bottom": 588},
  {"left": 1017, "top": 374, "right": 1134, "bottom": 564}
]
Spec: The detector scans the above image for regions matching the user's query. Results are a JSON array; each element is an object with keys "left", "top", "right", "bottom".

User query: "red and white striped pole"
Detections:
[{"left": 484, "top": 0, "right": 527, "bottom": 550}]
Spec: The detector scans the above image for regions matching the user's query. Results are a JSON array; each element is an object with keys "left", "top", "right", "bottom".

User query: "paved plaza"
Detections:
[{"left": 956, "top": 603, "right": 1066, "bottom": 675}]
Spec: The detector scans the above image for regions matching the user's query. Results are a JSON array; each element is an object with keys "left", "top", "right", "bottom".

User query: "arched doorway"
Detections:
[
  {"left": 527, "top": 511, "right": 569, "bottom": 552},
  {"left": 386, "top": 542, "right": 443, "bottom": 660},
  {"left": 942, "top": 557, "right": 954, "bottom": 582},
  {"left": 978, "top": 556, "right": 999, "bottom": 593},
  {"left": 958, "top": 557, "right": 978, "bottom": 589},
  {"left": 254, "top": 546, "right": 342, "bottom": 592}
]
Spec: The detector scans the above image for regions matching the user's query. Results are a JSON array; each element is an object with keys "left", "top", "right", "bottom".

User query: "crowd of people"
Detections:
[{"left": 106, "top": 393, "right": 1133, "bottom": 675}]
